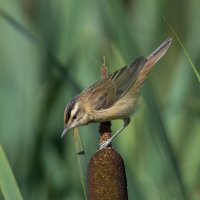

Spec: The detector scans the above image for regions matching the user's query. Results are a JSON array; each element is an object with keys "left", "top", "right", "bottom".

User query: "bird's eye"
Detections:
[{"left": 73, "top": 114, "right": 77, "bottom": 120}]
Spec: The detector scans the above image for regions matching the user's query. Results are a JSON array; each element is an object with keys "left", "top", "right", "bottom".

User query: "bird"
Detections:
[{"left": 61, "top": 38, "right": 172, "bottom": 149}]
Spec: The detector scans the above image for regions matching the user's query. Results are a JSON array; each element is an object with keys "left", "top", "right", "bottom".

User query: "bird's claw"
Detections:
[{"left": 99, "top": 139, "right": 112, "bottom": 150}]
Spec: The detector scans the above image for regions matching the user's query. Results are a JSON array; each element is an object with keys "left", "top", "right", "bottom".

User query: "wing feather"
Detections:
[{"left": 91, "top": 56, "right": 146, "bottom": 110}]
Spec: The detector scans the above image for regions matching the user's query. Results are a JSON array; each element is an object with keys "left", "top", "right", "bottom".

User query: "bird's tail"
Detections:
[
  {"left": 131, "top": 38, "right": 172, "bottom": 94},
  {"left": 147, "top": 37, "right": 172, "bottom": 65}
]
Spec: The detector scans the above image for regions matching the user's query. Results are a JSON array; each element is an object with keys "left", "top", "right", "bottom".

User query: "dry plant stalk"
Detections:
[
  {"left": 87, "top": 57, "right": 128, "bottom": 200},
  {"left": 99, "top": 56, "right": 112, "bottom": 146}
]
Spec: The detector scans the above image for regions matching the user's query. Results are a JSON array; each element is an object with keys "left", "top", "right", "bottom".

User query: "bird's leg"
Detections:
[{"left": 99, "top": 118, "right": 130, "bottom": 149}]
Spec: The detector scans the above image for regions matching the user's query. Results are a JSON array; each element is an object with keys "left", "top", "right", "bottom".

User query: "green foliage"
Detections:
[
  {"left": 0, "top": 0, "right": 200, "bottom": 199},
  {"left": 163, "top": 16, "right": 200, "bottom": 82},
  {"left": 72, "top": 128, "right": 87, "bottom": 200},
  {"left": 0, "top": 146, "right": 23, "bottom": 200}
]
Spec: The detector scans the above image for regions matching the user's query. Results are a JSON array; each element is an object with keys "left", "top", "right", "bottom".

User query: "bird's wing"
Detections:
[
  {"left": 89, "top": 56, "right": 146, "bottom": 110},
  {"left": 109, "top": 56, "right": 146, "bottom": 98}
]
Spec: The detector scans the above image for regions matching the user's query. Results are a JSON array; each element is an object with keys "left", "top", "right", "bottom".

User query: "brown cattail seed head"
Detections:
[{"left": 87, "top": 148, "right": 128, "bottom": 200}]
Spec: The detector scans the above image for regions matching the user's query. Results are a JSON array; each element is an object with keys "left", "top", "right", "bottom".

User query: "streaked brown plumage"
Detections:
[{"left": 62, "top": 38, "right": 172, "bottom": 149}]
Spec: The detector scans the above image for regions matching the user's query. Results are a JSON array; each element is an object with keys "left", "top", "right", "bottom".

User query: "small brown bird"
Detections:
[{"left": 62, "top": 38, "right": 172, "bottom": 149}]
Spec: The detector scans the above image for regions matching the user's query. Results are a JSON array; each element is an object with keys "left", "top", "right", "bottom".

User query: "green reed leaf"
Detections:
[
  {"left": 0, "top": 145, "right": 23, "bottom": 200},
  {"left": 163, "top": 16, "right": 200, "bottom": 82},
  {"left": 72, "top": 128, "right": 87, "bottom": 200}
]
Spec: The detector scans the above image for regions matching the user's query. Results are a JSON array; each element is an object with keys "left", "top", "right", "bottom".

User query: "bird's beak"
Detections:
[{"left": 61, "top": 127, "right": 68, "bottom": 138}]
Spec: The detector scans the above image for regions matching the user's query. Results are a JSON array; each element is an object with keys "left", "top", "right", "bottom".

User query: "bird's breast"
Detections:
[{"left": 92, "top": 96, "right": 137, "bottom": 122}]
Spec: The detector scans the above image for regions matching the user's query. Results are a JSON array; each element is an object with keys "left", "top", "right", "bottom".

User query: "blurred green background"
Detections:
[{"left": 0, "top": 0, "right": 200, "bottom": 199}]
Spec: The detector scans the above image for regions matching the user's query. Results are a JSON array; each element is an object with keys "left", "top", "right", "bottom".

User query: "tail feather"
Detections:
[
  {"left": 131, "top": 38, "right": 172, "bottom": 94},
  {"left": 147, "top": 38, "right": 172, "bottom": 64}
]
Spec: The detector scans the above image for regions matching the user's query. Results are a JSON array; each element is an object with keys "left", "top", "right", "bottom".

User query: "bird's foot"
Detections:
[{"left": 99, "top": 139, "right": 112, "bottom": 150}]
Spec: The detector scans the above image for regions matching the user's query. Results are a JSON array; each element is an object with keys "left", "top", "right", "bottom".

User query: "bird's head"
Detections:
[{"left": 61, "top": 96, "right": 90, "bottom": 138}]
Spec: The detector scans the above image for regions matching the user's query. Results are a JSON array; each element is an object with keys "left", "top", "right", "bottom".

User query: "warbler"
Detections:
[{"left": 62, "top": 38, "right": 172, "bottom": 149}]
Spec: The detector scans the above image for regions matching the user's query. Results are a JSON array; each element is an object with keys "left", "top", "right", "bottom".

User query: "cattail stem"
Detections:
[{"left": 87, "top": 58, "right": 128, "bottom": 200}]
